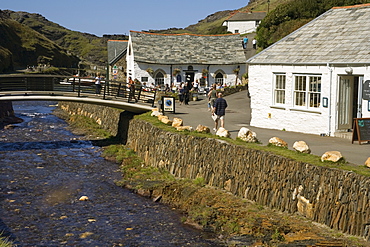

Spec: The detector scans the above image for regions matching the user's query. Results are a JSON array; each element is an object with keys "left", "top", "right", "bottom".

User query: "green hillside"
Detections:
[
  {"left": 0, "top": 13, "right": 79, "bottom": 73},
  {"left": 5, "top": 10, "right": 119, "bottom": 67},
  {"left": 255, "top": 0, "right": 370, "bottom": 49},
  {"left": 2, "top": 0, "right": 369, "bottom": 74}
]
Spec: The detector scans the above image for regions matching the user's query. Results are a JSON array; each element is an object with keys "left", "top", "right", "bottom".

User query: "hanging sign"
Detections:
[{"left": 363, "top": 80, "right": 370, "bottom": 100}]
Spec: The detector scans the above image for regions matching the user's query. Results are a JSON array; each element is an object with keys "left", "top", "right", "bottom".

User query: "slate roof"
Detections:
[
  {"left": 247, "top": 4, "right": 370, "bottom": 65},
  {"left": 225, "top": 11, "right": 266, "bottom": 22},
  {"left": 130, "top": 31, "right": 246, "bottom": 65},
  {"left": 107, "top": 40, "right": 128, "bottom": 65}
]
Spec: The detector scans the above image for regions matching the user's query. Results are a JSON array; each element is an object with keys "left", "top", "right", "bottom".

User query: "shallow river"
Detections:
[{"left": 0, "top": 101, "right": 224, "bottom": 246}]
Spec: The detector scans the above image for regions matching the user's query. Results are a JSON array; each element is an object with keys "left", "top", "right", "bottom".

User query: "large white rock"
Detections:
[
  {"left": 196, "top": 124, "right": 210, "bottom": 133},
  {"left": 268, "top": 137, "right": 288, "bottom": 148},
  {"left": 172, "top": 117, "right": 183, "bottom": 127},
  {"left": 237, "top": 127, "right": 258, "bottom": 143},
  {"left": 176, "top": 126, "right": 193, "bottom": 131},
  {"left": 293, "top": 141, "right": 311, "bottom": 154},
  {"left": 321, "top": 151, "right": 343, "bottom": 162},
  {"left": 216, "top": 127, "right": 230, "bottom": 138},
  {"left": 151, "top": 110, "right": 162, "bottom": 117},
  {"left": 365, "top": 157, "right": 370, "bottom": 168}
]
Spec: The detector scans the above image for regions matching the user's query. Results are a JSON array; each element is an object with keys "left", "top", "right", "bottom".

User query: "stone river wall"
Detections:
[{"left": 57, "top": 102, "right": 370, "bottom": 240}]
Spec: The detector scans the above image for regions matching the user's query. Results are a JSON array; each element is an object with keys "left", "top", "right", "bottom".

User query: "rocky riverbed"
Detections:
[{"left": 0, "top": 101, "right": 224, "bottom": 246}]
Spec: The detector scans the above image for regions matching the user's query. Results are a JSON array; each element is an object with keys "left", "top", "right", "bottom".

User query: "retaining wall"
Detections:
[{"left": 57, "top": 102, "right": 370, "bottom": 240}]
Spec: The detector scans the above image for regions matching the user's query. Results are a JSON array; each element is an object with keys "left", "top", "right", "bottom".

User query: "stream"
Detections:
[{"left": 0, "top": 101, "right": 224, "bottom": 246}]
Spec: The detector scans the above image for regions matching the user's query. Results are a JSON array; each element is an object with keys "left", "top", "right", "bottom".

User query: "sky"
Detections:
[{"left": 1, "top": 0, "right": 249, "bottom": 37}]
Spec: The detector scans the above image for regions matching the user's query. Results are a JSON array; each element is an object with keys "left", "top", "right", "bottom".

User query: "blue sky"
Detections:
[{"left": 1, "top": 0, "right": 249, "bottom": 37}]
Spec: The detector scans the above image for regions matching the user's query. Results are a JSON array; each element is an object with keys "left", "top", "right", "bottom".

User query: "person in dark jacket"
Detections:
[
  {"left": 183, "top": 82, "right": 190, "bottom": 105},
  {"left": 212, "top": 92, "right": 227, "bottom": 131}
]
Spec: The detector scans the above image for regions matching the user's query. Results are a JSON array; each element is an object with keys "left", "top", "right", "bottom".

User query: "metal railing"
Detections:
[{"left": 0, "top": 75, "right": 157, "bottom": 107}]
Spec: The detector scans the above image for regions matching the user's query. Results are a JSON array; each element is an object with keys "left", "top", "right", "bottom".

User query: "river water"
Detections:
[{"left": 0, "top": 101, "right": 224, "bottom": 246}]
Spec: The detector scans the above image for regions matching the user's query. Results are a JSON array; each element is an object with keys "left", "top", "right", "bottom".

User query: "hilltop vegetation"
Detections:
[
  {"left": 1, "top": 0, "right": 370, "bottom": 73},
  {"left": 0, "top": 10, "right": 128, "bottom": 73},
  {"left": 256, "top": 0, "right": 370, "bottom": 49},
  {"left": 0, "top": 12, "right": 79, "bottom": 73}
]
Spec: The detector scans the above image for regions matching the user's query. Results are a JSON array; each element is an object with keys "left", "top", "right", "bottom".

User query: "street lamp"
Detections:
[{"left": 267, "top": 0, "right": 270, "bottom": 13}]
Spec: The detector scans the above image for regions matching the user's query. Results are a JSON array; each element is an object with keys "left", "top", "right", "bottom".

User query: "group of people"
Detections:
[
  {"left": 242, "top": 37, "right": 257, "bottom": 49},
  {"left": 178, "top": 81, "right": 197, "bottom": 105}
]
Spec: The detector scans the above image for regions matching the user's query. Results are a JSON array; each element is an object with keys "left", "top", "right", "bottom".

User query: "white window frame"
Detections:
[
  {"left": 273, "top": 73, "right": 286, "bottom": 105},
  {"left": 293, "top": 74, "right": 321, "bottom": 109}
]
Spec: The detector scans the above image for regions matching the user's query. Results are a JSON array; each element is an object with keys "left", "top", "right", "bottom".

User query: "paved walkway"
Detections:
[{"left": 165, "top": 90, "right": 370, "bottom": 166}]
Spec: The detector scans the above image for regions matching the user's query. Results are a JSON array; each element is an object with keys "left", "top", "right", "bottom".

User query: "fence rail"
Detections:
[{"left": 0, "top": 75, "right": 157, "bottom": 107}]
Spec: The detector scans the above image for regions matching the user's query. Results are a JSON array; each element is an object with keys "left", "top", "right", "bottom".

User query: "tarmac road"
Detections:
[{"left": 164, "top": 90, "right": 370, "bottom": 166}]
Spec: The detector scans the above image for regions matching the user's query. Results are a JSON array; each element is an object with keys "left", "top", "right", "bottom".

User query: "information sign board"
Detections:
[{"left": 162, "top": 96, "right": 175, "bottom": 113}]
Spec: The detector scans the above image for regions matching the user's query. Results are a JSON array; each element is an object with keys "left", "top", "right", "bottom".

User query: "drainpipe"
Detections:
[
  {"left": 327, "top": 63, "right": 333, "bottom": 136},
  {"left": 170, "top": 65, "right": 173, "bottom": 85},
  {"left": 207, "top": 65, "right": 210, "bottom": 87}
]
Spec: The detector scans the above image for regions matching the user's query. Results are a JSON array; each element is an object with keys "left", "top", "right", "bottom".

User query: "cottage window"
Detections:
[
  {"left": 309, "top": 76, "right": 321, "bottom": 107},
  {"left": 155, "top": 72, "right": 164, "bottom": 85},
  {"left": 274, "top": 74, "right": 286, "bottom": 105},
  {"left": 294, "top": 75, "right": 321, "bottom": 108},
  {"left": 215, "top": 72, "right": 224, "bottom": 85}
]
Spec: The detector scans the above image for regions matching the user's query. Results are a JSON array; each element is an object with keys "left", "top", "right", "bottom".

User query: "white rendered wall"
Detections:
[
  {"left": 248, "top": 64, "right": 370, "bottom": 136},
  {"left": 226, "top": 21, "right": 257, "bottom": 34},
  {"left": 133, "top": 63, "right": 244, "bottom": 87}
]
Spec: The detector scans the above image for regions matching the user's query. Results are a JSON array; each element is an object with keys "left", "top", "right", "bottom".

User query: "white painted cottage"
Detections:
[
  {"left": 222, "top": 11, "right": 266, "bottom": 34},
  {"left": 247, "top": 4, "right": 370, "bottom": 137},
  {"left": 125, "top": 31, "right": 246, "bottom": 88}
]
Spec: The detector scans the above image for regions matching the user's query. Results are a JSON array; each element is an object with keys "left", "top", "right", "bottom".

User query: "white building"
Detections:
[
  {"left": 247, "top": 4, "right": 370, "bottom": 137},
  {"left": 222, "top": 11, "right": 266, "bottom": 34},
  {"left": 125, "top": 31, "right": 246, "bottom": 88}
]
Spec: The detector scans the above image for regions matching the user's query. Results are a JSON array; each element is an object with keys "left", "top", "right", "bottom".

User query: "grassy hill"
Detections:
[
  {"left": 4, "top": 10, "right": 124, "bottom": 67},
  {"left": 255, "top": 0, "right": 370, "bottom": 49},
  {"left": 0, "top": 13, "right": 80, "bottom": 73},
  {"left": 2, "top": 0, "right": 368, "bottom": 74},
  {"left": 0, "top": 10, "right": 128, "bottom": 73}
]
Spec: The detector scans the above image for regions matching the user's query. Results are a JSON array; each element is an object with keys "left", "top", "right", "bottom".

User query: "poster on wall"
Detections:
[{"left": 162, "top": 96, "right": 175, "bottom": 113}]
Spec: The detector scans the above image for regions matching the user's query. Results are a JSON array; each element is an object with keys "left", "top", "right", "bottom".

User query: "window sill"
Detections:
[
  {"left": 289, "top": 108, "right": 322, "bottom": 114},
  {"left": 270, "top": 106, "right": 286, "bottom": 110}
]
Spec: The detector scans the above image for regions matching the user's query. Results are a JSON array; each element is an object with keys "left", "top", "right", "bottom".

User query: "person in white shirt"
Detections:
[{"left": 94, "top": 73, "right": 102, "bottom": 94}]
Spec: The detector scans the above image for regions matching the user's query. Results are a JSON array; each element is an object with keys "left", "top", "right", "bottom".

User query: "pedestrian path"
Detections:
[{"left": 165, "top": 90, "right": 369, "bottom": 166}]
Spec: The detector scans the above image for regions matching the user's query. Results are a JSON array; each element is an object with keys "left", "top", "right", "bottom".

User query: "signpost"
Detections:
[{"left": 162, "top": 96, "right": 175, "bottom": 113}]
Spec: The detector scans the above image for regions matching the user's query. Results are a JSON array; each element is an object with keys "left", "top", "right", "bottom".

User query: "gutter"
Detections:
[{"left": 247, "top": 62, "right": 370, "bottom": 66}]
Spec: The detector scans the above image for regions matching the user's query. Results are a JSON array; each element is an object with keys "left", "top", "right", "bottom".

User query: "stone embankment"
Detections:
[
  {"left": 0, "top": 101, "right": 23, "bottom": 127},
  {"left": 57, "top": 101, "right": 370, "bottom": 241}
]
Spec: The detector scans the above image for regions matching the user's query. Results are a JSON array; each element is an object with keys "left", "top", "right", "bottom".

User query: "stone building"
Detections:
[
  {"left": 247, "top": 4, "right": 370, "bottom": 137},
  {"left": 107, "top": 40, "right": 128, "bottom": 82},
  {"left": 109, "top": 31, "right": 246, "bottom": 89}
]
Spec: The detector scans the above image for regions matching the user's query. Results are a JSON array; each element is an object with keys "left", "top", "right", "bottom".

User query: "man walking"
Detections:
[
  {"left": 243, "top": 37, "right": 248, "bottom": 49},
  {"left": 212, "top": 92, "right": 227, "bottom": 131}
]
